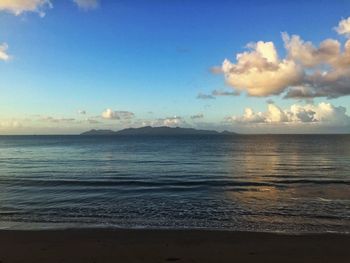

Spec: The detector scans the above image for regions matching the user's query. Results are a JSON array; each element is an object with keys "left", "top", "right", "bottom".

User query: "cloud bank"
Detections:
[
  {"left": 219, "top": 17, "right": 350, "bottom": 99},
  {"left": 138, "top": 116, "right": 186, "bottom": 128},
  {"left": 0, "top": 120, "right": 22, "bottom": 128},
  {"left": 228, "top": 102, "right": 350, "bottom": 127}
]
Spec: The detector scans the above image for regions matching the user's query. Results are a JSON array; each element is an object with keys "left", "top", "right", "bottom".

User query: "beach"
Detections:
[{"left": 0, "top": 229, "right": 349, "bottom": 263}]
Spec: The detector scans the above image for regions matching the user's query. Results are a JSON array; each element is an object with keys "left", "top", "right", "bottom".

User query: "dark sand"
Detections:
[{"left": 0, "top": 229, "right": 349, "bottom": 263}]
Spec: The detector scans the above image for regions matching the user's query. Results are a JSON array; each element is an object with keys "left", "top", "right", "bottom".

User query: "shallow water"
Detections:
[{"left": 0, "top": 135, "right": 349, "bottom": 233}]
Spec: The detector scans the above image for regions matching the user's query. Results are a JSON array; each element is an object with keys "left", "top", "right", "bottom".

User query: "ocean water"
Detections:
[{"left": 0, "top": 135, "right": 349, "bottom": 233}]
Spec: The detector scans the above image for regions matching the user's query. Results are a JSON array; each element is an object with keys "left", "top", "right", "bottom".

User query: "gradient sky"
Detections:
[{"left": 0, "top": 0, "right": 350, "bottom": 134}]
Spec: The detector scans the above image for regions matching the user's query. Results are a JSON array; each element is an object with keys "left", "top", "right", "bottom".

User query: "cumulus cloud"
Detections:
[
  {"left": 158, "top": 116, "right": 184, "bottom": 127},
  {"left": 190, "top": 113, "right": 204, "bottom": 120},
  {"left": 335, "top": 17, "right": 350, "bottom": 37},
  {"left": 228, "top": 102, "right": 350, "bottom": 126},
  {"left": 139, "top": 116, "right": 186, "bottom": 128},
  {"left": 282, "top": 33, "right": 342, "bottom": 67},
  {"left": 221, "top": 41, "right": 302, "bottom": 97},
  {"left": 101, "top": 109, "right": 135, "bottom": 120},
  {"left": 0, "top": 0, "right": 52, "bottom": 17},
  {"left": 73, "top": 0, "right": 99, "bottom": 10},
  {"left": 218, "top": 17, "right": 350, "bottom": 99},
  {"left": 0, "top": 43, "right": 11, "bottom": 61},
  {"left": 283, "top": 32, "right": 350, "bottom": 99}
]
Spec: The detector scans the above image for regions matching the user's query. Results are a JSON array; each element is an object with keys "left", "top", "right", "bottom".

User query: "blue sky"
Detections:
[{"left": 0, "top": 0, "right": 350, "bottom": 134}]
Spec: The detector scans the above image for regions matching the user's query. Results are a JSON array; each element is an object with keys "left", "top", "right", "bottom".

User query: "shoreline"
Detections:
[
  {"left": 0, "top": 228, "right": 349, "bottom": 262},
  {"left": 1, "top": 221, "right": 349, "bottom": 235}
]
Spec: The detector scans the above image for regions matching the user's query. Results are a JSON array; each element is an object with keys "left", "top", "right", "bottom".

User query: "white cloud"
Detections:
[
  {"left": 283, "top": 33, "right": 341, "bottom": 67},
  {"left": 102, "top": 109, "right": 116, "bottom": 119},
  {"left": 139, "top": 116, "right": 186, "bottom": 128},
  {"left": 283, "top": 32, "right": 350, "bottom": 99},
  {"left": 228, "top": 102, "right": 350, "bottom": 127},
  {"left": 0, "top": 0, "right": 52, "bottom": 17},
  {"left": 162, "top": 116, "right": 183, "bottom": 127},
  {"left": 335, "top": 17, "right": 350, "bottom": 37},
  {"left": 221, "top": 41, "right": 302, "bottom": 97},
  {"left": 0, "top": 43, "right": 11, "bottom": 61},
  {"left": 101, "top": 109, "right": 135, "bottom": 120},
  {"left": 73, "top": 0, "right": 99, "bottom": 10},
  {"left": 218, "top": 17, "right": 350, "bottom": 99}
]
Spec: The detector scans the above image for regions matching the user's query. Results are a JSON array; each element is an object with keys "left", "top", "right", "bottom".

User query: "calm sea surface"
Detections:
[{"left": 0, "top": 135, "right": 349, "bottom": 233}]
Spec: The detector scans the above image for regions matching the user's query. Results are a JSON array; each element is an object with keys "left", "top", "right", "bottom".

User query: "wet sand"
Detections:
[{"left": 0, "top": 229, "right": 349, "bottom": 263}]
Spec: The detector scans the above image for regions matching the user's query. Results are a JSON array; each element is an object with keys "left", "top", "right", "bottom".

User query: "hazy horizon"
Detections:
[
  {"left": 0, "top": 125, "right": 349, "bottom": 135},
  {"left": 1, "top": 0, "right": 350, "bottom": 134}
]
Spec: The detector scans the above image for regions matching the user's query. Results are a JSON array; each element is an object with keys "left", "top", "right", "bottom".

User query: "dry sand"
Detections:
[{"left": 0, "top": 229, "right": 349, "bottom": 263}]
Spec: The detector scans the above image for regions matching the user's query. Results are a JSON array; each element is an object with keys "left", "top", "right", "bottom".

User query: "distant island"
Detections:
[{"left": 81, "top": 126, "right": 237, "bottom": 136}]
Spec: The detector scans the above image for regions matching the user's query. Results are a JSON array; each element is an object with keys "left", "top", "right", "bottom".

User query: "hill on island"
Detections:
[{"left": 81, "top": 126, "right": 237, "bottom": 136}]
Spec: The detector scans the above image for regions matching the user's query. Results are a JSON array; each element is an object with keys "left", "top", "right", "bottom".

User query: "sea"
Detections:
[{"left": 0, "top": 135, "right": 349, "bottom": 233}]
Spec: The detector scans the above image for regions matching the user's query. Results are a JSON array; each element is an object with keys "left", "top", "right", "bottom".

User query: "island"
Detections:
[{"left": 81, "top": 126, "right": 237, "bottom": 136}]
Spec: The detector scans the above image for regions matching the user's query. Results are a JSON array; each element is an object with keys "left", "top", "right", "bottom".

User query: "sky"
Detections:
[{"left": 0, "top": 0, "right": 350, "bottom": 134}]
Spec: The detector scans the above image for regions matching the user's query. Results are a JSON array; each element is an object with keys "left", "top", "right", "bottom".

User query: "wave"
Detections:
[{"left": 0, "top": 178, "right": 349, "bottom": 191}]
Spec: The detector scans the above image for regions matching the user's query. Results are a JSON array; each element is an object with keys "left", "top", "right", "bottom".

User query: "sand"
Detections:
[{"left": 0, "top": 229, "right": 349, "bottom": 263}]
